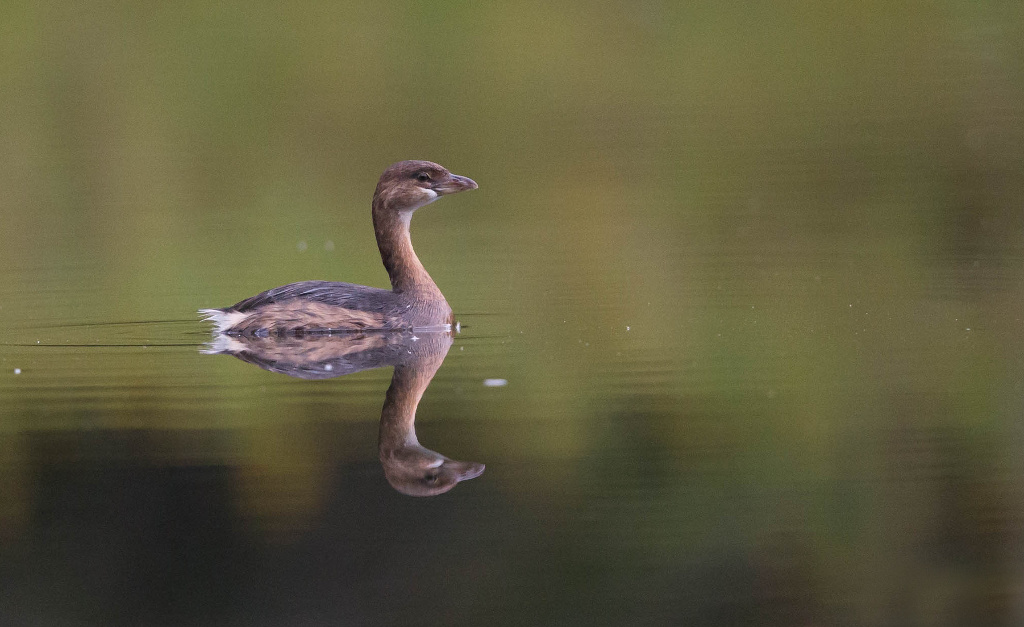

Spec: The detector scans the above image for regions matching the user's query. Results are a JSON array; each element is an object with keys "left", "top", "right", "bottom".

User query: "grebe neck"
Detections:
[{"left": 372, "top": 199, "right": 444, "bottom": 299}]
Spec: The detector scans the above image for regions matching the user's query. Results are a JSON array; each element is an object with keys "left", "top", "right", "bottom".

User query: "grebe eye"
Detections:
[
  {"left": 416, "top": 172, "right": 430, "bottom": 183},
  {"left": 424, "top": 473, "right": 438, "bottom": 484}
]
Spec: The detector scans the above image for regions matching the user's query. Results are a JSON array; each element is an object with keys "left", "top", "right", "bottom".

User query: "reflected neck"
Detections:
[
  {"left": 372, "top": 198, "right": 444, "bottom": 298},
  {"left": 378, "top": 347, "right": 447, "bottom": 454}
]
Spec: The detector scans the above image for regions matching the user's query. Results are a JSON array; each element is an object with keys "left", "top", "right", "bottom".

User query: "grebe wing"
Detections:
[{"left": 228, "top": 280, "right": 392, "bottom": 312}]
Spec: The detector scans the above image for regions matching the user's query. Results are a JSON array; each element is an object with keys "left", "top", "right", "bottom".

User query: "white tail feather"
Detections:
[{"left": 198, "top": 308, "right": 248, "bottom": 335}]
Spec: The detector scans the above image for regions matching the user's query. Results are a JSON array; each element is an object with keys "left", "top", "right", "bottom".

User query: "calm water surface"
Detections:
[{"left": 2, "top": 3, "right": 1024, "bottom": 626}]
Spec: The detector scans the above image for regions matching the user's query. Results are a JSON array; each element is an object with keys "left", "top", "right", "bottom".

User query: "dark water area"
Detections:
[{"left": 3, "top": 3, "right": 1024, "bottom": 626}]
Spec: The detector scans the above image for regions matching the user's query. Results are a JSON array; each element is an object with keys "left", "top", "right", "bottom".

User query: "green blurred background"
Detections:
[{"left": 2, "top": 2, "right": 1024, "bottom": 625}]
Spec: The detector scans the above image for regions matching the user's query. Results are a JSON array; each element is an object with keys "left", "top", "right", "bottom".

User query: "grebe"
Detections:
[{"left": 200, "top": 160, "right": 477, "bottom": 336}]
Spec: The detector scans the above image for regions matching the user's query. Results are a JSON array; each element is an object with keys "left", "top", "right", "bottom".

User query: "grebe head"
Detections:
[{"left": 373, "top": 160, "right": 478, "bottom": 213}]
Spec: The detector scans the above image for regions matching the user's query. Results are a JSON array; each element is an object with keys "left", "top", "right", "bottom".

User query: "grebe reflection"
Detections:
[{"left": 204, "top": 331, "right": 484, "bottom": 496}]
